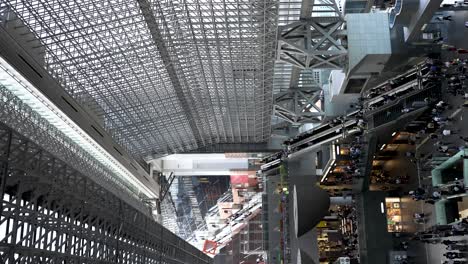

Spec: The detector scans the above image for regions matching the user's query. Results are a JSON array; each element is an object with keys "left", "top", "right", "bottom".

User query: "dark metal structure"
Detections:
[{"left": 0, "top": 121, "right": 212, "bottom": 263}]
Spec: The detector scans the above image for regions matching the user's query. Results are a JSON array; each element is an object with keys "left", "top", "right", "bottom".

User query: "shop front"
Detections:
[{"left": 385, "top": 197, "right": 403, "bottom": 233}]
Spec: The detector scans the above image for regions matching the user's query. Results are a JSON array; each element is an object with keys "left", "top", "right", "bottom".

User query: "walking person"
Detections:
[
  {"left": 444, "top": 251, "right": 465, "bottom": 259},
  {"left": 447, "top": 244, "right": 468, "bottom": 251},
  {"left": 442, "top": 240, "right": 463, "bottom": 246},
  {"left": 443, "top": 129, "right": 455, "bottom": 136},
  {"left": 443, "top": 260, "right": 466, "bottom": 264}
]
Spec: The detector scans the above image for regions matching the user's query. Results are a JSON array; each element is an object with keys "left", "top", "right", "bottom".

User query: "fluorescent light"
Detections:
[
  {"left": 336, "top": 145, "right": 340, "bottom": 156},
  {"left": 0, "top": 56, "right": 156, "bottom": 198},
  {"left": 380, "top": 144, "right": 386, "bottom": 150},
  {"left": 320, "top": 159, "right": 335, "bottom": 182},
  {"left": 380, "top": 202, "right": 385, "bottom": 214},
  {"left": 391, "top": 132, "right": 396, "bottom": 136}
]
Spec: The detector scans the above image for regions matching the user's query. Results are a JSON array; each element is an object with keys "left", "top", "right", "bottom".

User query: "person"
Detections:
[
  {"left": 414, "top": 213, "right": 425, "bottom": 219},
  {"left": 436, "top": 15, "right": 452, "bottom": 21},
  {"left": 436, "top": 100, "right": 447, "bottom": 108},
  {"left": 443, "top": 129, "right": 452, "bottom": 136},
  {"left": 442, "top": 240, "right": 460, "bottom": 245},
  {"left": 439, "top": 145, "right": 449, "bottom": 153},
  {"left": 414, "top": 217, "right": 426, "bottom": 224},
  {"left": 357, "top": 119, "right": 366, "bottom": 129},
  {"left": 402, "top": 107, "right": 413, "bottom": 113},
  {"left": 451, "top": 184, "right": 464, "bottom": 194},
  {"left": 452, "top": 222, "right": 466, "bottom": 232},
  {"left": 399, "top": 241, "right": 409, "bottom": 250},
  {"left": 432, "top": 190, "right": 442, "bottom": 199},
  {"left": 434, "top": 116, "right": 449, "bottom": 122},
  {"left": 444, "top": 251, "right": 465, "bottom": 259},
  {"left": 447, "top": 244, "right": 468, "bottom": 251},
  {"left": 448, "top": 229, "right": 466, "bottom": 236},
  {"left": 443, "top": 260, "right": 466, "bottom": 264}
]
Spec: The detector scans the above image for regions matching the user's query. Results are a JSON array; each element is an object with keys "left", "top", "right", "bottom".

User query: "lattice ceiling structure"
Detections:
[{"left": 0, "top": 0, "right": 279, "bottom": 158}]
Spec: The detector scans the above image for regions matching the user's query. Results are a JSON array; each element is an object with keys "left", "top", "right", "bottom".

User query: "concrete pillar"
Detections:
[{"left": 404, "top": 0, "right": 444, "bottom": 42}]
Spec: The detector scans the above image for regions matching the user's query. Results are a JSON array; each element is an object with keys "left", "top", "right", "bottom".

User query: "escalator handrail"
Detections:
[
  {"left": 389, "top": 0, "right": 404, "bottom": 28},
  {"left": 290, "top": 119, "right": 359, "bottom": 149}
]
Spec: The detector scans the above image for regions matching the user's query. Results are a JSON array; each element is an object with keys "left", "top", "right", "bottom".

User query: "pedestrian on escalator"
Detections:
[
  {"left": 436, "top": 100, "right": 447, "bottom": 109},
  {"left": 402, "top": 107, "right": 413, "bottom": 113},
  {"left": 438, "top": 145, "right": 449, "bottom": 153}
]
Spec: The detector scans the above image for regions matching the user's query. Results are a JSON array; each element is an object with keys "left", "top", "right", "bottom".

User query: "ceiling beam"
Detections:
[{"left": 137, "top": 0, "right": 204, "bottom": 149}]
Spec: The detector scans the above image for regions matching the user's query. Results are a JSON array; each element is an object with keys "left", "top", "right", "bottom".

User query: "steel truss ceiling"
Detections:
[
  {"left": 0, "top": 0, "right": 278, "bottom": 157},
  {"left": 0, "top": 122, "right": 211, "bottom": 264}
]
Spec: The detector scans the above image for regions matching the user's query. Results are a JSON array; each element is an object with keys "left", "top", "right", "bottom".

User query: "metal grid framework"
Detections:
[
  {"left": 271, "top": 0, "right": 342, "bottom": 128},
  {"left": 0, "top": 0, "right": 279, "bottom": 157},
  {"left": 272, "top": 0, "right": 302, "bottom": 94},
  {"left": 273, "top": 88, "right": 324, "bottom": 124},
  {"left": 0, "top": 82, "right": 148, "bottom": 208},
  {"left": 276, "top": 0, "right": 347, "bottom": 69},
  {"left": 0, "top": 122, "right": 212, "bottom": 264}
]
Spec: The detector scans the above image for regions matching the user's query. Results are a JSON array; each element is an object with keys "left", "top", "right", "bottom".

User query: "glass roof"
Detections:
[{"left": 0, "top": 0, "right": 279, "bottom": 157}]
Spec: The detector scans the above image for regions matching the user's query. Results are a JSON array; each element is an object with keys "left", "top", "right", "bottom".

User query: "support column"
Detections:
[{"left": 404, "top": 0, "right": 444, "bottom": 43}]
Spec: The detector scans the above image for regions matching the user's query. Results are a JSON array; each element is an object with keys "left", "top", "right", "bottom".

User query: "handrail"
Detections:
[{"left": 389, "top": 0, "right": 404, "bottom": 28}]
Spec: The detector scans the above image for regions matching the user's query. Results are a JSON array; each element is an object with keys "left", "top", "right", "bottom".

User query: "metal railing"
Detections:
[
  {"left": 389, "top": 0, "right": 404, "bottom": 28},
  {"left": 0, "top": 122, "right": 212, "bottom": 264}
]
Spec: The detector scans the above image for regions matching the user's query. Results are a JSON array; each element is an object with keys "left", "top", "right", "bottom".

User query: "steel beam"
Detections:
[
  {"left": 273, "top": 89, "right": 324, "bottom": 125},
  {"left": 0, "top": 122, "right": 212, "bottom": 264},
  {"left": 136, "top": 0, "right": 204, "bottom": 148},
  {"left": 0, "top": 23, "right": 159, "bottom": 198},
  {"left": 0, "top": 84, "right": 150, "bottom": 212}
]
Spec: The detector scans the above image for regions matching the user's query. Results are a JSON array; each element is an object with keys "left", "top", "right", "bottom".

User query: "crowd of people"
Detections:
[
  {"left": 408, "top": 181, "right": 466, "bottom": 204},
  {"left": 319, "top": 205, "right": 360, "bottom": 262},
  {"left": 389, "top": 57, "right": 468, "bottom": 264},
  {"left": 263, "top": 38, "right": 468, "bottom": 263},
  {"left": 322, "top": 137, "right": 367, "bottom": 186},
  {"left": 274, "top": 54, "right": 448, "bottom": 160},
  {"left": 371, "top": 170, "right": 409, "bottom": 185},
  {"left": 410, "top": 218, "right": 468, "bottom": 262}
]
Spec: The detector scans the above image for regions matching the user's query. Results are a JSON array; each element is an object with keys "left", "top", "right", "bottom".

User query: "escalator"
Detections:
[
  {"left": 261, "top": 63, "right": 439, "bottom": 168},
  {"left": 368, "top": 81, "right": 442, "bottom": 129},
  {"left": 260, "top": 110, "right": 364, "bottom": 170}
]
